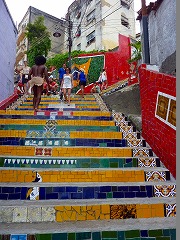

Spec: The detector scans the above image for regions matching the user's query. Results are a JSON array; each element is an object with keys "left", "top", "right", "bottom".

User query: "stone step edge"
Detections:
[
  {"left": 0, "top": 181, "right": 176, "bottom": 187},
  {"left": 0, "top": 166, "right": 170, "bottom": 171},
  {"left": 0, "top": 197, "right": 176, "bottom": 206},
  {"left": 0, "top": 217, "right": 176, "bottom": 234}
]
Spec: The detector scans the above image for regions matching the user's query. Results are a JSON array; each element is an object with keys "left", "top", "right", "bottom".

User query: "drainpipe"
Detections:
[{"left": 141, "top": 0, "right": 150, "bottom": 64}]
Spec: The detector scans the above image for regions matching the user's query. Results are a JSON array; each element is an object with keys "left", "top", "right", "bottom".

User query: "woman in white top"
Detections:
[
  {"left": 101, "top": 68, "right": 108, "bottom": 91},
  {"left": 62, "top": 67, "right": 73, "bottom": 105}
]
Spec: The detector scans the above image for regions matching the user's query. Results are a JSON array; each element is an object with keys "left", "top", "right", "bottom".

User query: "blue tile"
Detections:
[
  {"left": 8, "top": 193, "right": 21, "bottom": 200},
  {"left": 53, "top": 187, "right": 66, "bottom": 193},
  {"left": 46, "top": 193, "right": 59, "bottom": 200},
  {"left": 113, "top": 192, "right": 125, "bottom": 198},
  {"left": 2, "top": 187, "right": 15, "bottom": 193},
  {"left": 39, "top": 188, "right": 46, "bottom": 200},
  {"left": 71, "top": 193, "right": 83, "bottom": 199},
  {"left": 125, "top": 192, "right": 136, "bottom": 198},
  {"left": 129, "top": 186, "right": 140, "bottom": 192},
  {"left": 136, "top": 192, "right": 148, "bottom": 198},
  {"left": 66, "top": 187, "right": 78, "bottom": 193},
  {"left": 118, "top": 186, "right": 129, "bottom": 192},
  {"left": 83, "top": 187, "right": 95, "bottom": 199},
  {"left": 100, "top": 186, "right": 112, "bottom": 192},
  {"left": 0, "top": 193, "right": 8, "bottom": 200},
  {"left": 140, "top": 230, "right": 148, "bottom": 237},
  {"left": 97, "top": 193, "right": 106, "bottom": 199},
  {"left": 60, "top": 193, "right": 70, "bottom": 199}
]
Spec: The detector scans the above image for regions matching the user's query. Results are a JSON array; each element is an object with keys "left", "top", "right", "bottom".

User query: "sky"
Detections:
[{"left": 5, "top": 0, "right": 155, "bottom": 33}]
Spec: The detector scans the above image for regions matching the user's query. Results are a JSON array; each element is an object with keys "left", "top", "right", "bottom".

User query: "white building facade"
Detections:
[{"left": 67, "top": 0, "right": 136, "bottom": 52}]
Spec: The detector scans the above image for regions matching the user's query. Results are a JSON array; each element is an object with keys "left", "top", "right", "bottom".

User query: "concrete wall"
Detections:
[
  {"left": 0, "top": 0, "right": 18, "bottom": 102},
  {"left": 148, "top": 0, "right": 176, "bottom": 70}
]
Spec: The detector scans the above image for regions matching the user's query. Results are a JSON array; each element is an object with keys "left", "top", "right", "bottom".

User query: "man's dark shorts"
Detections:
[{"left": 79, "top": 81, "right": 86, "bottom": 87}]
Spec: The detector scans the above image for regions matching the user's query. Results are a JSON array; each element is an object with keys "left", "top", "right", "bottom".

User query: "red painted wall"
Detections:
[
  {"left": 139, "top": 65, "right": 176, "bottom": 178},
  {"left": 77, "top": 34, "right": 133, "bottom": 94}
]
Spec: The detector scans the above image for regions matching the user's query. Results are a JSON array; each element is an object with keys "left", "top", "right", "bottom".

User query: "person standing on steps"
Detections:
[
  {"left": 101, "top": 68, "right": 108, "bottom": 91},
  {"left": 58, "top": 63, "right": 67, "bottom": 100},
  {"left": 16, "top": 60, "right": 31, "bottom": 94},
  {"left": 78, "top": 68, "right": 88, "bottom": 98},
  {"left": 62, "top": 67, "right": 73, "bottom": 106},
  {"left": 28, "top": 56, "right": 50, "bottom": 112}
]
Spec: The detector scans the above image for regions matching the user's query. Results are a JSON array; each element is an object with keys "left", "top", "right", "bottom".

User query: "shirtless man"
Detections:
[{"left": 29, "top": 56, "right": 50, "bottom": 111}]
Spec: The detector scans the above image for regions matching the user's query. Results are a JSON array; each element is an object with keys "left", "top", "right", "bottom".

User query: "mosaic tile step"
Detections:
[
  {"left": 0, "top": 115, "right": 113, "bottom": 121},
  {"left": 0, "top": 119, "right": 116, "bottom": 126},
  {"left": 22, "top": 101, "right": 99, "bottom": 105},
  {"left": 0, "top": 168, "right": 171, "bottom": 183},
  {"left": 0, "top": 146, "right": 154, "bottom": 158},
  {"left": 0, "top": 228, "right": 176, "bottom": 240},
  {"left": 0, "top": 183, "right": 176, "bottom": 200},
  {"left": 1, "top": 157, "right": 161, "bottom": 169},
  {"left": 0, "top": 125, "right": 119, "bottom": 132},
  {"left": 0, "top": 130, "right": 123, "bottom": 139},
  {"left": 17, "top": 105, "right": 100, "bottom": 110},
  {"left": 0, "top": 201, "right": 176, "bottom": 223},
  {"left": 0, "top": 110, "right": 111, "bottom": 117},
  {"left": 0, "top": 137, "right": 128, "bottom": 148},
  {"left": 27, "top": 96, "right": 96, "bottom": 100}
]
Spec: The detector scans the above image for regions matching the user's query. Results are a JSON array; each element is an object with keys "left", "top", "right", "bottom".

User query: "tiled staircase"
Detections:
[{"left": 0, "top": 93, "right": 176, "bottom": 239}]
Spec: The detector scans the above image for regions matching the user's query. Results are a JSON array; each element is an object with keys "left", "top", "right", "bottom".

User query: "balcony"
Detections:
[
  {"left": 17, "top": 26, "right": 27, "bottom": 46},
  {"left": 16, "top": 44, "right": 26, "bottom": 65}
]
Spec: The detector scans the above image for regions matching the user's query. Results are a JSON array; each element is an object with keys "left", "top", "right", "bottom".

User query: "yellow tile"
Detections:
[
  {"left": 101, "top": 205, "right": 110, "bottom": 214},
  {"left": 56, "top": 212, "right": 63, "bottom": 222}
]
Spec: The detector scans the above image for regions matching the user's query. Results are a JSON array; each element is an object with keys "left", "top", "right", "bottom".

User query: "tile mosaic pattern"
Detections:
[
  {"left": 0, "top": 94, "right": 176, "bottom": 231},
  {"left": 0, "top": 169, "right": 146, "bottom": 183},
  {"left": 155, "top": 91, "right": 176, "bottom": 129},
  {"left": 0, "top": 202, "right": 174, "bottom": 223},
  {"left": 1, "top": 229, "right": 176, "bottom": 240},
  {"left": 0, "top": 184, "right": 176, "bottom": 200},
  {"left": 2, "top": 157, "right": 160, "bottom": 168}
]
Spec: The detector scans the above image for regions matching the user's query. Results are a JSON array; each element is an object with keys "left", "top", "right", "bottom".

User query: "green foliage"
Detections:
[
  {"left": 25, "top": 16, "right": 51, "bottom": 66},
  {"left": 128, "top": 40, "right": 142, "bottom": 64}
]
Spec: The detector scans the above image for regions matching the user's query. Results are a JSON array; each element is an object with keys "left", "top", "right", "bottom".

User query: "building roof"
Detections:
[{"left": 136, "top": 0, "right": 163, "bottom": 20}]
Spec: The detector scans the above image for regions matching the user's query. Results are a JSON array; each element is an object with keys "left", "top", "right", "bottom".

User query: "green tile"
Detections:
[
  {"left": 0, "top": 157, "right": 5, "bottom": 167},
  {"left": 156, "top": 237, "right": 170, "bottom": 240},
  {"left": 102, "top": 231, "right": 117, "bottom": 238},
  {"left": 170, "top": 229, "right": 176, "bottom": 240},
  {"left": 53, "top": 233, "right": 67, "bottom": 240},
  {"left": 37, "top": 234, "right": 52, "bottom": 240},
  {"left": 163, "top": 229, "right": 170, "bottom": 236},
  {"left": 100, "top": 159, "right": 109, "bottom": 167},
  {"left": 110, "top": 162, "right": 118, "bottom": 168},
  {"left": 68, "top": 233, "right": 75, "bottom": 240},
  {"left": 118, "top": 231, "right": 125, "bottom": 240},
  {"left": 125, "top": 230, "right": 140, "bottom": 238},
  {"left": 92, "top": 232, "right": 101, "bottom": 240},
  {"left": 99, "top": 143, "right": 107, "bottom": 147},
  {"left": 107, "top": 192, "right": 113, "bottom": 198},
  {"left": 76, "top": 232, "right": 91, "bottom": 240},
  {"left": 149, "top": 230, "right": 163, "bottom": 237},
  {"left": 132, "top": 158, "right": 138, "bottom": 167}
]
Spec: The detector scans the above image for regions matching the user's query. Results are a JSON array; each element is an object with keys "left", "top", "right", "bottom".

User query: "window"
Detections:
[
  {"left": 86, "top": 10, "right": 95, "bottom": 24},
  {"left": 77, "top": 43, "right": 81, "bottom": 50},
  {"left": 76, "top": 26, "right": 81, "bottom": 37},
  {"left": 86, "top": 30, "right": 95, "bottom": 46},
  {"left": 121, "top": 0, "right": 130, "bottom": 9},
  {"left": 121, "top": 14, "right": 130, "bottom": 28}
]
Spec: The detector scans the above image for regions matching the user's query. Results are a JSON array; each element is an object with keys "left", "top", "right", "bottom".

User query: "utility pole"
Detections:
[
  {"left": 141, "top": 0, "right": 150, "bottom": 64},
  {"left": 67, "top": 14, "right": 73, "bottom": 69}
]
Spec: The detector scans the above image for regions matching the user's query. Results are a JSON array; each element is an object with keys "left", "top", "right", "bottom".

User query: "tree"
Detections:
[
  {"left": 128, "top": 40, "right": 142, "bottom": 64},
  {"left": 25, "top": 16, "right": 51, "bottom": 66}
]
